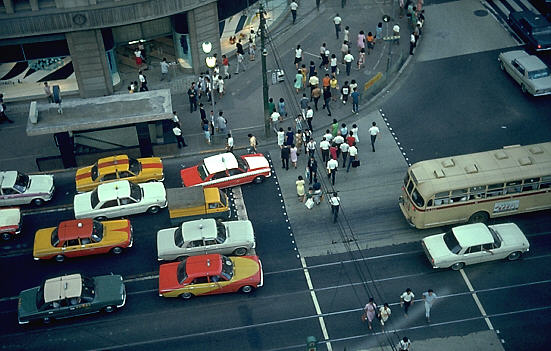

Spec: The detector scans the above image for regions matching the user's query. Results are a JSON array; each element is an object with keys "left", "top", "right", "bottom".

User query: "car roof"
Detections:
[
  {"left": 0, "top": 171, "right": 18, "bottom": 188},
  {"left": 43, "top": 274, "right": 82, "bottom": 303},
  {"left": 96, "top": 180, "right": 132, "bottom": 201},
  {"left": 184, "top": 254, "right": 223, "bottom": 277},
  {"left": 203, "top": 153, "right": 238, "bottom": 174},
  {"left": 96, "top": 155, "right": 131, "bottom": 176},
  {"left": 57, "top": 219, "right": 94, "bottom": 241},
  {"left": 453, "top": 223, "right": 493, "bottom": 247},
  {"left": 511, "top": 10, "right": 550, "bottom": 26},
  {"left": 182, "top": 218, "right": 217, "bottom": 242},
  {"left": 516, "top": 55, "right": 548, "bottom": 71}
]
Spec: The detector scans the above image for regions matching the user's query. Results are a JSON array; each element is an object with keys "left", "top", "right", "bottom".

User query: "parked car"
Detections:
[
  {"left": 75, "top": 154, "right": 164, "bottom": 193},
  {"left": 0, "top": 207, "right": 21, "bottom": 240},
  {"left": 498, "top": 50, "right": 551, "bottom": 96},
  {"left": 73, "top": 180, "right": 167, "bottom": 220},
  {"left": 157, "top": 218, "right": 255, "bottom": 261},
  {"left": 180, "top": 152, "right": 271, "bottom": 189},
  {"left": 508, "top": 10, "right": 551, "bottom": 51},
  {"left": 33, "top": 218, "right": 133, "bottom": 262},
  {"left": 0, "top": 171, "right": 54, "bottom": 207},
  {"left": 421, "top": 223, "right": 530, "bottom": 271},
  {"left": 158, "top": 253, "right": 263, "bottom": 299},
  {"left": 18, "top": 273, "right": 126, "bottom": 324}
]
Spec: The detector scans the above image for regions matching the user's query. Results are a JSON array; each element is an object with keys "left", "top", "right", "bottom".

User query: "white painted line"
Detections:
[
  {"left": 517, "top": 0, "right": 539, "bottom": 12},
  {"left": 231, "top": 186, "right": 249, "bottom": 220},
  {"left": 503, "top": 0, "right": 522, "bottom": 12},
  {"left": 303, "top": 50, "right": 321, "bottom": 59},
  {"left": 124, "top": 274, "right": 159, "bottom": 283},
  {"left": 460, "top": 269, "right": 494, "bottom": 330},
  {"left": 301, "top": 256, "right": 333, "bottom": 351}
]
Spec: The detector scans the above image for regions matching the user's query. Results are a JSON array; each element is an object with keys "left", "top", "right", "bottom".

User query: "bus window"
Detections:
[
  {"left": 434, "top": 191, "right": 450, "bottom": 206},
  {"left": 406, "top": 179, "right": 414, "bottom": 195},
  {"left": 451, "top": 189, "right": 468, "bottom": 203},
  {"left": 522, "top": 178, "right": 539, "bottom": 192},
  {"left": 403, "top": 174, "right": 409, "bottom": 187},
  {"left": 487, "top": 183, "right": 504, "bottom": 197},
  {"left": 469, "top": 186, "right": 486, "bottom": 200},
  {"left": 505, "top": 181, "right": 522, "bottom": 194},
  {"left": 411, "top": 188, "right": 425, "bottom": 207},
  {"left": 540, "top": 176, "right": 551, "bottom": 189}
]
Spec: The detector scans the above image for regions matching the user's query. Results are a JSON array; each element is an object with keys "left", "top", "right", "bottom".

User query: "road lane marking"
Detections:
[
  {"left": 301, "top": 256, "right": 332, "bottom": 351},
  {"left": 21, "top": 204, "right": 73, "bottom": 215},
  {"left": 460, "top": 269, "right": 494, "bottom": 330}
]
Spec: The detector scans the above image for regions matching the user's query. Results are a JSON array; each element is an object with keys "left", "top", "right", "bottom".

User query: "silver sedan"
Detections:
[{"left": 498, "top": 50, "right": 551, "bottom": 96}]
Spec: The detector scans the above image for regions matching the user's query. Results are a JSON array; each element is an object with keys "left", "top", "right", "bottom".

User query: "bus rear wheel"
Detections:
[{"left": 468, "top": 211, "right": 489, "bottom": 224}]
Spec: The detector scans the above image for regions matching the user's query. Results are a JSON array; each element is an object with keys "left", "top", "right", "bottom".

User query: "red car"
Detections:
[
  {"left": 158, "top": 253, "right": 263, "bottom": 299},
  {"left": 180, "top": 153, "right": 271, "bottom": 189}
]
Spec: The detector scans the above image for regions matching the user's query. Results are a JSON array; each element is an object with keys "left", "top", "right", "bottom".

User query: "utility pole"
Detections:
[{"left": 259, "top": 2, "right": 270, "bottom": 138}]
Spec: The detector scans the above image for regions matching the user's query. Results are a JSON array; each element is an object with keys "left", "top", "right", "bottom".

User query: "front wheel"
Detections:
[
  {"left": 32, "top": 198, "right": 44, "bottom": 206},
  {"left": 499, "top": 61, "right": 504, "bottom": 71},
  {"left": 1, "top": 233, "right": 12, "bottom": 241},
  {"left": 148, "top": 206, "right": 160, "bottom": 214},
  {"left": 468, "top": 211, "right": 489, "bottom": 224},
  {"left": 521, "top": 84, "right": 527, "bottom": 94},
  {"left": 180, "top": 292, "right": 193, "bottom": 300},
  {"left": 233, "top": 247, "right": 248, "bottom": 256},
  {"left": 241, "top": 285, "right": 254, "bottom": 294},
  {"left": 253, "top": 176, "right": 265, "bottom": 184},
  {"left": 104, "top": 305, "right": 116, "bottom": 313},
  {"left": 507, "top": 251, "right": 522, "bottom": 261},
  {"left": 451, "top": 262, "right": 464, "bottom": 271},
  {"left": 55, "top": 255, "right": 65, "bottom": 263},
  {"left": 95, "top": 216, "right": 108, "bottom": 221},
  {"left": 111, "top": 247, "right": 123, "bottom": 255}
]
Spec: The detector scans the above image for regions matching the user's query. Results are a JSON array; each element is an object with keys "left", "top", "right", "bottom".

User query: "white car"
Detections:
[
  {"left": 498, "top": 50, "right": 551, "bottom": 96},
  {"left": 422, "top": 223, "right": 530, "bottom": 270},
  {"left": 74, "top": 180, "right": 167, "bottom": 220},
  {"left": 157, "top": 218, "right": 255, "bottom": 261},
  {"left": 0, "top": 171, "right": 54, "bottom": 206}
]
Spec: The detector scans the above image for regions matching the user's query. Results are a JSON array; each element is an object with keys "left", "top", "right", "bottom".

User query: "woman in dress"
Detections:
[
  {"left": 295, "top": 128, "right": 303, "bottom": 155},
  {"left": 290, "top": 144, "right": 298, "bottom": 168},
  {"left": 357, "top": 48, "right": 365, "bottom": 70},
  {"left": 294, "top": 70, "right": 303, "bottom": 93},
  {"left": 351, "top": 123, "right": 359, "bottom": 143},
  {"left": 300, "top": 64, "right": 308, "bottom": 89},
  {"left": 364, "top": 297, "right": 377, "bottom": 330},
  {"left": 378, "top": 303, "right": 392, "bottom": 330},
  {"left": 357, "top": 30, "right": 366, "bottom": 52},
  {"left": 279, "top": 98, "right": 287, "bottom": 117}
]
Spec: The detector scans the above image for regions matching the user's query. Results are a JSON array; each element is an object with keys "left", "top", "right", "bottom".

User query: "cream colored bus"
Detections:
[{"left": 399, "top": 143, "right": 551, "bottom": 229}]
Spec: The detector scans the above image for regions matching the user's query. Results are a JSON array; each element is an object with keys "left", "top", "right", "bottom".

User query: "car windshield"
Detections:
[
  {"left": 129, "top": 182, "right": 142, "bottom": 202},
  {"left": 197, "top": 161, "right": 209, "bottom": 181},
  {"left": 219, "top": 192, "right": 227, "bottom": 207},
  {"left": 174, "top": 227, "right": 184, "bottom": 248},
  {"left": 128, "top": 157, "right": 142, "bottom": 175},
  {"left": 532, "top": 27, "right": 551, "bottom": 35},
  {"left": 51, "top": 228, "right": 60, "bottom": 247},
  {"left": 90, "top": 189, "right": 100, "bottom": 208},
  {"left": 237, "top": 157, "right": 249, "bottom": 171},
  {"left": 81, "top": 276, "right": 95, "bottom": 302},
  {"left": 36, "top": 284, "right": 45, "bottom": 309},
  {"left": 216, "top": 222, "right": 227, "bottom": 244},
  {"left": 220, "top": 255, "right": 234, "bottom": 281},
  {"left": 91, "top": 163, "right": 99, "bottom": 181},
  {"left": 528, "top": 68, "right": 550, "bottom": 79},
  {"left": 488, "top": 227, "right": 503, "bottom": 248},
  {"left": 177, "top": 259, "right": 188, "bottom": 284},
  {"left": 13, "top": 172, "right": 30, "bottom": 192},
  {"left": 411, "top": 188, "right": 425, "bottom": 208},
  {"left": 443, "top": 231, "right": 462, "bottom": 254},
  {"left": 91, "top": 221, "right": 104, "bottom": 242}
]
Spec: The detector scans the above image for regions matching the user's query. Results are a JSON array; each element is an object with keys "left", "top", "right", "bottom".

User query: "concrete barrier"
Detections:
[{"left": 29, "top": 101, "right": 38, "bottom": 124}]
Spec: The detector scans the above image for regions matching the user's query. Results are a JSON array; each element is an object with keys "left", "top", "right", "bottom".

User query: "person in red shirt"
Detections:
[
  {"left": 347, "top": 130, "right": 356, "bottom": 146},
  {"left": 322, "top": 73, "right": 331, "bottom": 89},
  {"left": 222, "top": 55, "right": 230, "bottom": 79},
  {"left": 330, "top": 143, "right": 338, "bottom": 161}
]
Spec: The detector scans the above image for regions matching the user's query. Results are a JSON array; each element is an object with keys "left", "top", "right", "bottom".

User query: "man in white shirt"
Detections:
[
  {"left": 329, "top": 192, "right": 340, "bottom": 223},
  {"left": 410, "top": 32, "right": 416, "bottom": 55},
  {"left": 294, "top": 45, "right": 303, "bottom": 69},
  {"left": 333, "top": 133, "right": 345, "bottom": 156},
  {"left": 160, "top": 58, "right": 170, "bottom": 81},
  {"left": 306, "top": 106, "right": 314, "bottom": 130},
  {"left": 340, "top": 141, "right": 349, "bottom": 168},
  {"left": 290, "top": 1, "right": 298, "bottom": 24},
  {"left": 319, "top": 137, "right": 331, "bottom": 163},
  {"left": 323, "top": 129, "right": 333, "bottom": 143},
  {"left": 271, "top": 109, "right": 281, "bottom": 133},
  {"left": 393, "top": 24, "right": 400, "bottom": 44},
  {"left": 399, "top": 337, "right": 411, "bottom": 350},
  {"left": 333, "top": 13, "right": 342, "bottom": 39},
  {"left": 172, "top": 123, "right": 187, "bottom": 148},
  {"left": 347, "top": 143, "right": 358, "bottom": 172},
  {"left": 400, "top": 288, "right": 415, "bottom": 316},
  {"left": 138, "top": 70, "right": 148, "bottom": 91},
  {"left": 368, "top": 121, "right": 380, "bottom": 152},
  {"left": 327, "top": 157, "right": 339, "bottom": 185},
  {"left": 343, "top": 51, "right": 354, "bottom": 76},
  {"left": 172, "top": 111, "right": 180, "bottom": 125},
  {"left": 226, "top": 133, "right": 234, "bottom": 153}
]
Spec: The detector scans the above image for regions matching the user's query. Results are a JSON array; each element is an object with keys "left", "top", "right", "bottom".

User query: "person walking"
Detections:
[
  {"left": 187, "top": 83, "right": 197, "bottom": 113},
  {"left": 295, "top": 70, "right": 304, "bottom": 93},
  {"left": 327, "top": 157, "right": 338, "bottom": 185},
  {"left": 378, "top": 303, "right": 392, "bottom": 330},
  {"left": 281, "top": 143, "right": 290, "bottom": 170},
  {"left": 375, "top": 22, "right": 383, "bottom": 45},
  {"left": 44, "top": 82, "right": 54, "bottom": 103},
  {"left": 217, "top": 75, "right": 225, "bottom": 98},
  {"left": 138, "top": 70, "right": 148, "bottom": 91},
  {"left": 307, "top": 156, "right": 318, "bottom": 184},
  {"left": 160, "top": 58, "right": 170, "bottom": 81},
  {"left": 330, "top": 54, "right": 338, "bottom": 75},
  {"left": 248, "top": 133, "right": 257, "bottom": 153},
  {"left": 172, "top": 122, "right": 187, "bottom": 148},
  {"left": 217, "top": 111, "right": 228, "bottom": 134},
  {"left": 277, "top": 127, "right": 285, "bottom": 148},
  {"left": 294, "top": 45, "right": 303, "bottom": 69},
  {"left": 319, "top": 43, "right": 327, "bottom": 69},
  {"left": 344, "top": 25, "right": 350, "bottom": 43},
  {"left": 279, "top": 98, "right": 288, "bottom": 117},
  {"left": 249, "top": 38, "right": 256, "bottom": 61},
  {"left": 222, "top": 55, "right": 230, "bottom": 79},
  {"left": 329, "top": 192, "right": 340, "bottom": 223},
  {"left": 351, "top": 87, "right": 360, "bottom": 114},
  {"left": 330, "top": 74, "right": 339, "bottom": 101},
  {"left": 199, "top": 103, "right": 207, "bottom": 123},
  {"left": 333, "top": 132, "right": 344, "bottom": 158},
  {"left": 368, "top": 121, "right": 380, "bottom": 152},
  {"left": 286, "top": 126, "right": 294, "bottom": 146},
  {"left": 423, "top": 289, "right": 437, "bottom": 322},
  {"left": 410, "top": 32, "right": 416, "bottom": 55},
  {"left": 271, "top": 108, "right": 281, "bottom": 133},
  {"left": 329, "top": 143, "right": 338, "bottom": 161},
  {"left": 399, "top": 337, "right": 411, "bottom": 351},
  {"left": 226, "top": 133, "right": 234, "bottom": 153},
  {"left": 290, "top": 0, "right": 298, "bottom": 24},
  {"left": 309, "top": 74, "right": 319, "bottom": 101},
  {"left": 320, "top": 137, "right": 330, "bottom": 163},
  {"left": 357, "top": 48, "right": 365, "bottom": 70},
  {"left": 300, "top": 94, "right": 309, "bottom": 117},
  {"left": 340, "top": 140, "right": 349, "bottom": 168},
  {"left": 311, "top": 85, "right": 321, "bottom": 111},
  {"left": 306, "top": 106, "right": 314, "bottom": 130},
  {"left": 400, "top": 288, "right": 415, "bottom": 317},
  {"left": 393, "top": 23, "right": 400, "bottom": 44},
  {"left": 290, "top": 144, "right": 298, "bottom": 168},
  {"left": 333, "top": 13, "right": 342, "bottom": 39},
  {"left": 364, "top": 298, "right": 377, "bottom": 330},
  {"left": 235, "top": 52, "right": 246, "bottom": 74},
  {"left": 322, "top": 87, "right": 332, "bottom": 116},
  {"left": 340, "top": 41, "right": 349, "bottom": 64},
  {"left": 347, "top": 143, "right": 358, "bottom": 172},
  {"left": 357, "top": 31, "right": 366, "bottom": 52},
  {"left": 346, "top": 130, "right": 356, "bottom": 146},
  {"left": 307, "top": 138, "right": 317, "bottom": 159},
  {"left": 295, "top": 128, "right": 303, "bottom": 154},
  {"left": 366, "top": 32, "right": 374, "bottom": 55},
  {"left": 296, "top": 175, "right": 306, "bottom": 202},
  {"left": 351, "top": 123, "right": 360, "bottom": 143},
  {"left": 344, "top": 51, "right": 354, "bottom": 76},
  {"left": 341, "top": 81, "right": 350, "bottom": 104}
]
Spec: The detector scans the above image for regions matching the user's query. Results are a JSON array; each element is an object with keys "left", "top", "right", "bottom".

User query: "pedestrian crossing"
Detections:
[{"left": 486, "top": 0, "right": 541, "bottom": 18}]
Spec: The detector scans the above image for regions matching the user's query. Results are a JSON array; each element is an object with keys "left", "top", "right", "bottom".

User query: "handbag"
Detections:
[
  {"left": 361, "top": 312, "right": 367, "bottom": 322},
  {"left": 352, "top": 160, "right": 360, "bottom": 168},
  {"left": 305, "top": 198, "right": 315, "bottom": 209}
]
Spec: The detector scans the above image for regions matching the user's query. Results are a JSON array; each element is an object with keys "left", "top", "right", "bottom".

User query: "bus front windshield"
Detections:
[{"left": 411, "top": 188, "right": 425, "bottom": 208}]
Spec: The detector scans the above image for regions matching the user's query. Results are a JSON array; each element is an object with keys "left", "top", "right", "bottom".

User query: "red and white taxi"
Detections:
[{"left": 180, "top": 153, "right": 271, "bottom": 189}]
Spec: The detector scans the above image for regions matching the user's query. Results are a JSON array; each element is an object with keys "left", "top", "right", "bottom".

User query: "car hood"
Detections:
[
  {"left": 491, "top": 223, "right": 530, "bottom": 249},
  {"left": 531, "top": 75, "right": 551, "bottom": 89},
  {"left": 157, "top": 227, "right": 179, "bottom": 260},
  {"left": 533, "top": 32, "right": 551, "bottom": 48},
  {"left": 73, "top": 193, "right": 93, "bottom": 218},
  {"left": 93, "top": 274, "right": 126, "bottom": 306},
  {"left": 18, "top": 287, "right": 40, "bottom": 323},
  {"left": 180, "top": 166, "right": 203, "bottom": 187},
  {"left": 141, "top": 182, "right": 166, "bottom": 202},
  {"left": 224, "top": 221, "right": 255, "bottom": 244},
  {"left": 33, "top": 227, "right": 55, "bottom": 258},
  {"left": 158, "top": 262, "right": 181, "bottom": 293},
  {"left": 422, "top": 234, "right": 453, "bottom": 262},
  {"left": 28, "top": 175, "right": 54, "bottom": 194},
  {"left": 243, "top": 155, "right": 269, "bottom": 170}
]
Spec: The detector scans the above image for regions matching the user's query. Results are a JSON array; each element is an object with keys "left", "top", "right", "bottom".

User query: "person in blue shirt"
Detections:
[{"left": 351, "top": 87, "right": 360, "bottom": 114}]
